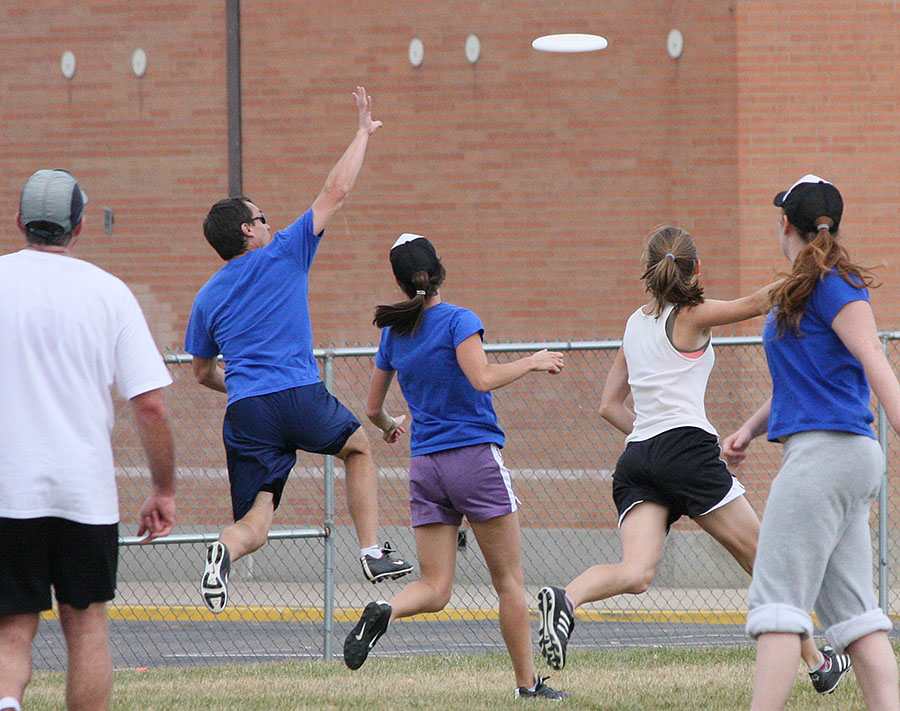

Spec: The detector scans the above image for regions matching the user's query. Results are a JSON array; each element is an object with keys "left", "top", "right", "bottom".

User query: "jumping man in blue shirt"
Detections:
[{"left": 185, "top": 87, "right": 412, "bottom": 613}]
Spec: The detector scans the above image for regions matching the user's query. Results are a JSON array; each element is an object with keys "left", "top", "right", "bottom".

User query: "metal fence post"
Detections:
[
  {"left": 878, "top": 337, "right": 890, "bottom": 613},
  {"left": 323, "top": 351, "right": 336, "bottom": 660}
]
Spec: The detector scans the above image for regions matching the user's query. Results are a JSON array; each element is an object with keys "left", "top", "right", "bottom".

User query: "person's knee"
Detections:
[
  {"left": 337, "top": 427, "right": 371, "bottom": 461},
  {"left": 623, "top": 566, "right": 655, "bottom": 594}
]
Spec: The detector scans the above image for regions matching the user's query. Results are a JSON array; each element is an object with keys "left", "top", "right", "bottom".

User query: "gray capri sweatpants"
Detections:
[{"left": 746, "top": 430, "right": 892, "bottom": 653}]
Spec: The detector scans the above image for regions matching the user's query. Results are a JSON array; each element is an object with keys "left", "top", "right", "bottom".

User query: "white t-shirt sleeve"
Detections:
[{"left": 114, "top": 284, "right": 173, "bottom": 400}]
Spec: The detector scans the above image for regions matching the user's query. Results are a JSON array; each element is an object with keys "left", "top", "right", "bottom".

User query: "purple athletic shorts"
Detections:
[{"left": 409, "top": 443, "right": 519, "bottom": 527}]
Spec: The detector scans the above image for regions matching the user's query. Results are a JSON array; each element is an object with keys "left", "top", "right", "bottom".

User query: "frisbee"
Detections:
[{"left": 532, "top": 33, "right": 608, "bottom": 53}]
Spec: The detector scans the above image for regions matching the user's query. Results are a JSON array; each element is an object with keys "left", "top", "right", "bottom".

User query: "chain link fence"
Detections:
[{"left": 32, "top": 337, "right": 900, "bottom": 669}]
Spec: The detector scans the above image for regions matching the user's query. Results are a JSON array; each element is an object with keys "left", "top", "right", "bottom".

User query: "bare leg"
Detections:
[
  {"left": 389, "top": 524, "right": 457, "bottom": 618},
  {"left": 219, "top": 491, "right": 274, "bottom": 562},
  {"left": 58, "top": 602, "right": 112, "bottom": 711},
  {"left": 0, "top": 613, "right": 39, "bottom": 705},
  {"left": 695, "top": 496, "right": 822, "bottom": 668},
  {"left": 750, "top": 632, "right": 801, "bottom": 711},
  {"left": 470, "top": 512, "right": 535, "bottom": 689},
  {"left": 847, "top": 631, "right": 900, "bottom": 711},
  {"left": 565, "top": 501, "right": 669, "bottom": 608},
  {"left": 336, "top": 427, "right": 377, "bottom": 549}
]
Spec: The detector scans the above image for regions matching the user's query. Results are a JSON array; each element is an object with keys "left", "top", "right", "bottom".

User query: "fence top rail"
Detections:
[
  {"left": 118, "top": 528, "right": 327, "bottom": 547},
  {"left": 163, "top": 332, "right": 900, "bottom": 364}
]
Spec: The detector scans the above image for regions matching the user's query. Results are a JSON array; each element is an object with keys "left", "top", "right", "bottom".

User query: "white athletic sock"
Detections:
[
  {"left": 0, "top": 696, "right": 21, "bottom": 711},
  {"left": 360, "top": 545, "right": 383, "bottom": 559},
  {"left": 809, "top": 654, "right": 830, "bottom": 673}
]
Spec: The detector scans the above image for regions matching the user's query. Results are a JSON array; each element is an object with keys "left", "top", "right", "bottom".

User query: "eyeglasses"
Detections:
[{"left": 247, "top": 213, "right": 267, "bottom": 225}]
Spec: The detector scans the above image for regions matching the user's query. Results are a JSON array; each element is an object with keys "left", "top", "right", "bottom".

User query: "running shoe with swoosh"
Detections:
[{"left": 344, "top": 601, "right": 392, "bottom": 670}]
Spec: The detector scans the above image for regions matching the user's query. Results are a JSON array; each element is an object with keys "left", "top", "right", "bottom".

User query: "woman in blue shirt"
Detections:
[
  {"left": 724, "top": 175, "right": 900, "bottom": 711},
  {"left": 343, "top": 233, "right": 568, "bottom": 700}
]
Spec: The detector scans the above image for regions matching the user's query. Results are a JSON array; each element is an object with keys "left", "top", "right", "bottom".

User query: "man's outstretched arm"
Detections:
[{"left": 311, "top": 86, "right": 382, "bottom": 235}]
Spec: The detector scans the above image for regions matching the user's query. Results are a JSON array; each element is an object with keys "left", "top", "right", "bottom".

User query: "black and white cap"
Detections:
[
  {"left": 774, "top": 173, "right": 842, "bottom": 234},
  {"left": 19, "top": 169, "right": 88, "bottom": 238},
  {"left": 390, "top": 233, "right": 440, "bottom": 283}
]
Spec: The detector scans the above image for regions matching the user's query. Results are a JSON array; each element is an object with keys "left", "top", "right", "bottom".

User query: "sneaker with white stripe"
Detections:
[
  {"left": 809, "top": 645, "right": 852, "bottom": 695},
  {"left": 538, "top": 586, "right": 575, "bottom": 671}
]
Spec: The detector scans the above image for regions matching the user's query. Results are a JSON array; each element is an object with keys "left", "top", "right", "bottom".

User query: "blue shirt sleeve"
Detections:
[
  {"left": 270, "top": 208, "right": 322, "bottom": 270},
  {"left": 451, "top": 308, "right": 484, "bottom": 347},
  {"left": 811, "top": 271, "right": 870, "bottom": 325},
  {"left": 184, "top": 299, "right": 219, "bottom": 358},
  {"left": 374, "top": 328, "right": 393, "bottom": 371}
]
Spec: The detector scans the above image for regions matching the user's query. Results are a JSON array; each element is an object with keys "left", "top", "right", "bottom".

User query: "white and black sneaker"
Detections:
[
  {"left": 360, "top": 542, "right": 414, "bottom": 583},
  {"left": 809, "top": 645, "right": 852, "bottom": 695},
  {"left": 538, "top": 586, "right": 575, "bottom": 671},
  {"left": 514, "top": 675, "right": 571, "bottom": 700},
  {"left": 201, "top": 541, "right": 231, "bottom": 613},
  {"left": 343, "top": 601, "right": 392, "bottom": 670}
]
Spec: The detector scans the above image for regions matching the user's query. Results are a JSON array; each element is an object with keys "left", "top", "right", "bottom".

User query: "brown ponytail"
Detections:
[
  {"left": 374, "top": 266, "right": 446, "bottom": 336},
  {"left": 641, "top": 225, "right": 704, "bottom": 317},
  {"left": 770, "top": 218, "right": 878, "bottom": 336}
]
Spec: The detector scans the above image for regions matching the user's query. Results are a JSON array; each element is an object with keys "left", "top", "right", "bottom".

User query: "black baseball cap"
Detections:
[
  {"left": 774, "top": 173, "right": 842, "bottom": 233},
  {"left": 389, "top": 233, "right": 440, "bottom": 282}
]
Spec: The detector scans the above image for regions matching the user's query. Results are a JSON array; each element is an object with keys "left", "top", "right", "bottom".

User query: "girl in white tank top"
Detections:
[{"left": 537, "top": 226, "right": 841, "bottom": 685}]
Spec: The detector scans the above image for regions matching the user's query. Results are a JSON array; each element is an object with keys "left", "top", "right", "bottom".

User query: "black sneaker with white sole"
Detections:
[
  {"left": 809, "top": 645, "right": 852, "bottom": 695},
  {"left": 538, "top": 586, "right": 575, "bottom": 671},
  {"left": 360, "top": 542, "right": 414, "bottom": 583},
  {"left": 344, "top": 601, "right": 392, "bottom": 670},
  {"left": 201, "top": 541, "right": 231, "bottom": 613},
  {"left": 515, "top": 675, "right": 571, "bottom": 700}
]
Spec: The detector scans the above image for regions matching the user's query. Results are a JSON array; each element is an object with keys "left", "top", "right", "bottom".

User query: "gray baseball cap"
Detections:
[{"left": 19, "top": 169, "right": 88, "bottom": 238}]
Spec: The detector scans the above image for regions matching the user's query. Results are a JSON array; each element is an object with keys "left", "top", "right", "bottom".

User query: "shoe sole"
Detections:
[
  {"left": 343, "top": 602, "right": 390, "bottom": 670},
  {"left": 201, "top": 543, "right": 228, "bottom": 613},
  {"left": 537, "top": 586, "right": 567, "bottom": 671},
  {"left": 362, "top": 561, "right": 414, "bottom": 584}
]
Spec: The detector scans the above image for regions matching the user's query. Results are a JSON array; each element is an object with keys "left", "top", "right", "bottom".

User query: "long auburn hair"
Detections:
[
  {"left": 641, "top": 225, "right": 705, "bottom": 317},
  {"left": 770, "top": 216, "right": 878, "bottom": 336}
]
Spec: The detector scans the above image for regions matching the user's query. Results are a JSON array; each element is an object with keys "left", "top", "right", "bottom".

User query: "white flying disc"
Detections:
[{"left": 532, "top": 33, "right": 608, "bottom": 53}]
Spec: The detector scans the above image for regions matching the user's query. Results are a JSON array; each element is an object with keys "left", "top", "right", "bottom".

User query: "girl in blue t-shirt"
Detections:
[
  {"left": 342, "top": 233, "right": 568, "bottom": 700},
  {"left": 723, "top": 175, "right": 900, "bottom": 711}
]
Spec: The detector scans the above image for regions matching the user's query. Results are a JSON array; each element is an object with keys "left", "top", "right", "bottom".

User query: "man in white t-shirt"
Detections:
[{"left": 0, "top": 169, "right": 177, "bottom": 711}]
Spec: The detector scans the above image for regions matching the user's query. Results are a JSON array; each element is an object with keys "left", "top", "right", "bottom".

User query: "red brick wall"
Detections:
[
  {"left": 1, "top": 0, "right": 748, "bottom": 350},
  {"left": 734, "top": 0, "right": 900, "bottom": 317}
]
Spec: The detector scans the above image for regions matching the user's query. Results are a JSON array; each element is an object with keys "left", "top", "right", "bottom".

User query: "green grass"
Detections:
[{"left": 25, "top": 646, "right": 872, "bottom": 710}]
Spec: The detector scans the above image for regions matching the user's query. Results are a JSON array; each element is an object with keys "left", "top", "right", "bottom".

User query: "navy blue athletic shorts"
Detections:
[
  {"left": 0, "top": 517, "right": 118, "bottom": 615},
  {"left": 223, "top": 383, "right": 361, "bottom": 520},
  {"left": 612, "top": 426, "right": 743, "bottom": 530}
]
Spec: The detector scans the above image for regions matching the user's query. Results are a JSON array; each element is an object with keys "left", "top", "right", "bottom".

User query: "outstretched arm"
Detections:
[
  {"left": 456, "top": 335, "right": 564, "bottom": 392},
  {"left": 311, "top": 86, "right": 383, "bottom": 235},
  {"left": 681, "top": 280, "right": 781, "bottom": 331}
]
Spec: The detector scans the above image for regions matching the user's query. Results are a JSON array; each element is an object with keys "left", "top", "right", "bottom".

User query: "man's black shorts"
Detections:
[
  {"left": 0, "top": 517, "right": 118, "bottom": 616},
  {"left": 612, "top": 427, "right": 743, "bottom": 529}
]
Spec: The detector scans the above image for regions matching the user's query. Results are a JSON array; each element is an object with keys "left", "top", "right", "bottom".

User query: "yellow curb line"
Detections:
[{"left": 36, "top": 605, "right": 876, "bottom": 626}]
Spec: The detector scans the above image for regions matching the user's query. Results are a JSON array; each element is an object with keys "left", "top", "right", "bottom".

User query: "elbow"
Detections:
[
  {"left": 598, "top": 402, "right": 615, "bottom": 423},
  {"left": 131, "top": 389, "right": 168, "bottom": 419},
  {"left": 322, "top": 183, "right": 350, "bottom": 208},
  {"left": 469, "top": 377, "right": 491, "bottom": 393}
]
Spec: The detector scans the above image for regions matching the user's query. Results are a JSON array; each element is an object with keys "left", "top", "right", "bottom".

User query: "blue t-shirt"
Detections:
[
  {"left": 764, "top": 270, "right": 875, "bottom": 441},
  {"left": 375, "top": 302, "right": 505, "bottom": 456},
  {"left": 184, "top": 209, "right": 322, "bottom": 405}
]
